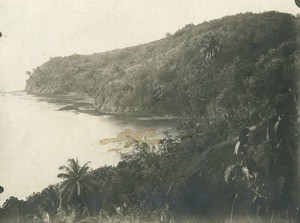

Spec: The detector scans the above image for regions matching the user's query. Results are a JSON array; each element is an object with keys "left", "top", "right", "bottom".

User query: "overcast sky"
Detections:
[{"left": 0, "top": 0, "right": 299, "bottom": 91}]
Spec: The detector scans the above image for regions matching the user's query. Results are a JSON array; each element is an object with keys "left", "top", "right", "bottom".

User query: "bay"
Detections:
[{"left": 0, "top": 92, "right": 177, "bottom": 204}]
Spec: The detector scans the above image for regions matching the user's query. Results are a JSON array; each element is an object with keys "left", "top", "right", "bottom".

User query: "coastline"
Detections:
[{"left": 24, "top": 91, "right": 181, "bottom": 121}]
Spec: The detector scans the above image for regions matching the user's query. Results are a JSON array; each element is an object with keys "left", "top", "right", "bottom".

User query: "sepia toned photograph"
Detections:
[{"left": 0, "top": 0, "right": 300, "bottom": 222}]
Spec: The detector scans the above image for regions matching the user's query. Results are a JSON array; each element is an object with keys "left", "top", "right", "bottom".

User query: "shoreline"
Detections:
[{"left": 23, "top": 91, "right": 181, "bottom": 121}]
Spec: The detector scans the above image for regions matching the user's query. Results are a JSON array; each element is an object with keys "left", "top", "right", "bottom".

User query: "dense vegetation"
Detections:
[
  {"left": 26, "top": 11, "right": 296, "bottom": 117},
  {"left": 2, "top": 11, "right": 298, "bottom": 222}
]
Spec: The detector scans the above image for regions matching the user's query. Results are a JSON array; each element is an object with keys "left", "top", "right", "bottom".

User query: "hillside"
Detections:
[{"left": 26, "top": 12, "right": 296, "bottom": 120}]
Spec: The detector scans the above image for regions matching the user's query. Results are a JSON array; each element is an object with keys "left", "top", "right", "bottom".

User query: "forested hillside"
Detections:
[
  {"left": 8, "top": 11, "right": 298, "bottom": 222},
  {"left": 26, "top": 12, "right": 295, "bottom": 119}
]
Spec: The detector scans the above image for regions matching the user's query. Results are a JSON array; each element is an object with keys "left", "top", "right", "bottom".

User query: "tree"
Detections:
[
  {"left": 1, "top": 196, "right": 26, "bottom": 221},
  {"left": 203, "top": 35, "right": 221, "bottom": 77},
  {"left": 57, "top": 158, "right": 99, "bottom": 215},
  {"left": 36, "top": 185, "right": 60, "bottom": 223}
]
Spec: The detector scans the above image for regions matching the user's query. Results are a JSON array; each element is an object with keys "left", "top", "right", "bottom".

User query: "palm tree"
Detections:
[
  {"left": 57, "top": 158, "right": 99, "bottom": 215},
  {"left": 203, "top": 35, "right": 221, "bottom": 77},
  {"left": 36, "top": 185, "right": 60, "bottom": 223}
]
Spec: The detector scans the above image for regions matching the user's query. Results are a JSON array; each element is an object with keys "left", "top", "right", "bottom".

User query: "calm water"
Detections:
[{"left": 0, "top": 92, "right": 177, "bottom": 204}]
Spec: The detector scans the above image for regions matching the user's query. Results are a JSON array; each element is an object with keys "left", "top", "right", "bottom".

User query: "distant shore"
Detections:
[{"left": 24, "top": 91, "right": 180, "bottom": 121}]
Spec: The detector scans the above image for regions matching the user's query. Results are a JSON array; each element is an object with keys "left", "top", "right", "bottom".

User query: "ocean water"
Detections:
[{"left": 0, "top": 92, "right": 176, "bottom": 205}]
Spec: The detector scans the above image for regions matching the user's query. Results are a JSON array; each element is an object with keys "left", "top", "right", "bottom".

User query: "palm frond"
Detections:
[
  {"left": 78, "top": 161, "right": 91, "bottom": 175},
  {"left": 59, "top": 181, "right": 73, "bottom": 197},
  {"left": 58, "top": 165, "right": 74, "bottom": 175},
  {"left": 254, "top": 140, "right": 272, "bottom": 173},
  {"left": 233, "top": 141, "right": 240, "bottom": 155},
  {"left": 76, "top": 181, "right": 81, "bottom": 196},
  {"left": 57, "top": 173, "right": 71, "bottom": 179},
  {"left": 68, "top": 158, "right": 80, "bottom": 173}
]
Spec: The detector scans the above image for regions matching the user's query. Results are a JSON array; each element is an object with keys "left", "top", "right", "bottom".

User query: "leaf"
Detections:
[
  {"left": 224, "top": 165, "right": 237, "bottom": 183},
  {"left": 253, "top": 140, "right": 272, "bottom": 172},
  {"left": 57, "top": 173, "right": 70, "bottom": 179},
  {"left": 233, "top": 141, "right": 240, "bottom": 155}
]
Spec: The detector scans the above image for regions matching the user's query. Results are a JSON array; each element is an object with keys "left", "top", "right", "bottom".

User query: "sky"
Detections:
[{"left": 0, "top": 0, "right": 299, "bottom": 91}]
